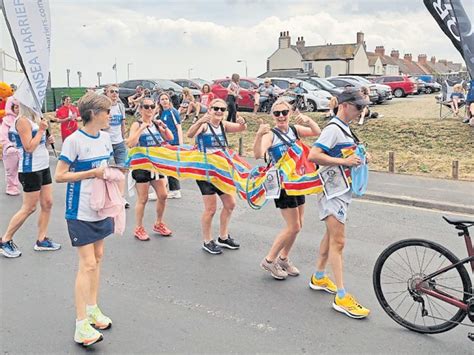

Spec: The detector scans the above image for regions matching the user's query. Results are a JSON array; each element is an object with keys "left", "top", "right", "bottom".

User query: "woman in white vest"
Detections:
[
  {"left": 127, "top": 97, "right": 174, "bottom": 241},
  {"left": 1, "top": 104, "right": 59, "bottom": 258},
  {"left": 253, "top": 100, "right": 321, "bottom": 280},
  {"left": 187, "top": 98, "right": 247, "bottom": 255}
]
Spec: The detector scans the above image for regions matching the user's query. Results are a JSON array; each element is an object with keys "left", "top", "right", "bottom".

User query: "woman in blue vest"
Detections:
[
  {"left": 187, "top": 98, "right": 247, "bottom": 255},
  {"left": 1, "top": 104, "right": 59, "bottom": 258},
  {"left": 253, "top": 100, "right": 321, "bottom": 280},
  {"left": 127, "top": 97, "right": 174, "bottom": 241}
]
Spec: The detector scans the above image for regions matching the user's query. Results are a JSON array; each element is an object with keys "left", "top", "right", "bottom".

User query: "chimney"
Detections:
[
  {"left": 356, "top": 31, "right": 364, "bottom": 45},
  {"left": 418, "top": 54, "right": 427, "bottom": 65},
  {"left": 430, "top": 56, "right": 436, "bottom": 64},
  {"left": 439, "top": 59, "right": 448, "bottom": 65},
  {"left": 296, "top": 36, "right": 305, "bottom": 49},
  {"left": 375, "top": 46, "right": 385, "bottom": 56},
  {"left": 390, "top": 50, "right": 400, "bottom": 59},
  {"left": 278, "top": 30, "right": 291, "bottom": 49},
  {"left": 404, "top": 53, "right": 412, "bottom": 62}
]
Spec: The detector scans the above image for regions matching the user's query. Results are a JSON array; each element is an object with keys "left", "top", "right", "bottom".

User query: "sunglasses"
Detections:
[
  {"left": 212, "top": 106, "right": 227, "bottom": 112},
  {"left": 108, "top": 89, "right": 119, "bottom": 94},
  {"left": 349, "top": 103, "right": 365, "bottom": 111},
  {"left": 141, "top": 104, "right": 156, "bottom": 110},
  {"left": 273, "top": 110, "right": 289, "bottom": 117}
]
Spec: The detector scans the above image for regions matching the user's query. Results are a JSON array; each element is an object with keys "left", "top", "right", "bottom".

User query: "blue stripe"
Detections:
[
  {"left": 59, "top": 155, "right": 73, "bottom": 165},
  {"left": 70, "top": 155, "right": 110, "bottom": 172},
  {"left": 65, "top": 181, "right": 82, "bottom": 220},
  {"left": 314, "top": 142, "right": 330, "bottom": 152}
]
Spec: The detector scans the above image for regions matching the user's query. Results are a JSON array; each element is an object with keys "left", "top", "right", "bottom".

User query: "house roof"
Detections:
[
  {"left": 366, "top": 53, "right": 381, "bottom": 66},
  {"left": 298, "top": 43, "right": 359, "bottom": 61},
  {"left": 258, "top": 69, "right": 304, "bottom": 78}
]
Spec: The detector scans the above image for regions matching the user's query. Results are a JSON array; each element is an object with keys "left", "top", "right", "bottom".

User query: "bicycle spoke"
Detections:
[
  {"left": 394, "top": 292, "right": 410, "bottom": 313},
  {"left": 426, "top": 297, "right": 438, "bottom": 325},
  {"left": 421, "top": 250, "right": 438, "bottom": 275},
  {"left": 381, "top": 280, "right": 407, "bottom": 285},
  {"left": 404, "top": 248, "right": 415, "bottom": 275},
  {"left": 385, "top": 256, "right": 412, "bottom": 278},
  {"left": 414, "top": 246, "right": 422, "bottom": 274},
  {"left": 420, "top": 247, "right": 427, "bottom": 276},
  {"left": 388, "top": 289, "right": 409, "bottom": 303},
  {"left": 395, "top": 251, "right": 414, "bottom": 276},
  {"left": 430, "top": 296, "right": 457, "bottom": 315},
  {"left": 414, "top": 302, "right": 420, "bottom": 324},
  {"left": 382, "top": 264, "right": 408, "bottom": 282},
  {"left": 403, "top": 299, "right": 416, "bottom": 320},
  {"left": 381, "top": 273, "right": 406, "bottom": 283}
]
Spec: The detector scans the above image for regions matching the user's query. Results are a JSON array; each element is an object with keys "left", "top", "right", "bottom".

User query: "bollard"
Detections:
[
  {"left": 388, "top": 151, "right": 395, "bottom": 173},
  {"left": 238, "top": 137, "right": 243, "bottom": 156},
  {"left": 452, "top": 160, "right": 459, "bottom": 180}
]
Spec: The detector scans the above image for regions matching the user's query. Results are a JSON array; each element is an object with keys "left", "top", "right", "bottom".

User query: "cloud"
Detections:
[{"left": 1, "top": 0, "right": 469, "bottom": 86}]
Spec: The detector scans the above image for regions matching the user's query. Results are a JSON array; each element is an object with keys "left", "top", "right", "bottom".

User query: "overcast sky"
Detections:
[{"left": 1, "top": 0, "right": 472, "bottom": 86}]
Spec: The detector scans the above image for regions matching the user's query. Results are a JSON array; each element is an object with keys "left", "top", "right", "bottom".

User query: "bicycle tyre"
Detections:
[{"left": 373, "top": 238, "right": 471, "bottom": 334}]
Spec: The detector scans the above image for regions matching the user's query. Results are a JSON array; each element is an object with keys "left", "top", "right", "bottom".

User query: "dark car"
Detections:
[
  {"left": 172, "top": 79, "right": 203, "bottom": 100},
  {"left": 119, "top": 79, "right": 184, "bottom": 108},
  {"left": 326, "top": 77, "right": 379, "bottom": 104}
]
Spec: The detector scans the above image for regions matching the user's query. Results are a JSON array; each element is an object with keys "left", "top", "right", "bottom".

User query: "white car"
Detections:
[{"left": 269, "top": 77, "right": 332, "bottom": 111}]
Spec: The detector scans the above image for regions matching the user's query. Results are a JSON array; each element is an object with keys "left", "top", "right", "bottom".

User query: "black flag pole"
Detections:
[{"left": 0, "top": 0, "right": 57, "bottom": 157}]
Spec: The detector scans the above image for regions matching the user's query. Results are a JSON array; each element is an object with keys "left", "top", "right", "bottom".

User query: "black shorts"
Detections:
[
  {"left": 274, "top": 189, "right": 305, "bottom": 209},
  {"left": 132, "top": 169, "right": 165, "bottom": 183},
  {"left": 18, "top": 168, "right": 52, "bottom": 193},
  {"left": 196, "top": 180, "right": 224, "bottom": 196}
]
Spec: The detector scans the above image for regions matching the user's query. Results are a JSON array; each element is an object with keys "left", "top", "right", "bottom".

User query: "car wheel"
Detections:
[
  {"left": 393, "top": 88, "right": 404, "bottom": 98},
  {"left": 425, "top": 87, "right": 432, "bottom": 94},
  {"left": 307, "top": 99, "right": 317, "bottom": 112}
]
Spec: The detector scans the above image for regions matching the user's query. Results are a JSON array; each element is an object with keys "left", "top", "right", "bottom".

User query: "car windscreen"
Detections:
[{"left": 154, "top": 79, "right": 184, "bottom": 91}]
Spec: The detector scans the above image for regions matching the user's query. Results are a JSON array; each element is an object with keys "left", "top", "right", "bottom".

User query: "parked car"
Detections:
[
  {"left": 326, "top": 77, "right": 379, "bottom": 103},
  {"left": 171, "top": 79, "right": 202, "bottom": 100},
  {"left": 297, "top": 76, "right": 344, "bottom": 96},
  {"left": 210, "top": 78, "right": 259, "bottom": 111},
  {"left": 373, "top": 75, "right": 417, "bottom": 98},
  {"left": 268, "top": 77, "right": 332, "bottom": 111},
  {"left": 414, "top": 76, "right": 441, "bottom": 94},
  {"left": 414, "top": 79, "right": 427, "bottom": 95},
  {"left": 119, "top": 79, "right": 184, "bottom": 107},
  {"left": 336, "top": 75, "right": 392, "bottom": 103}
]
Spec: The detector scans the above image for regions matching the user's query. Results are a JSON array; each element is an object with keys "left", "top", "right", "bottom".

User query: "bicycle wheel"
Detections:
[{"left": 373, "top": 239, "right": 471, "bottom": 334}]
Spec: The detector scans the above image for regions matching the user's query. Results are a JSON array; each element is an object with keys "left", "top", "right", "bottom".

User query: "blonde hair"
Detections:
[
  {"left": 19, "top": 103, "right": 41, "bottom": 124},
  {"left": 209, "top": 98, "right": 226, "bottom": 107},
  {"left": 271, "top": 99, "right": 292, "bottom": 113},
  {"left": 183, "top": 87, "right": 194, "bottom": 100},
  {"left": 453, "top": 84, "right": 463, "bottom": 93},
  {"left": 77, "top": 92, "right": 112, "bottom": 125}
]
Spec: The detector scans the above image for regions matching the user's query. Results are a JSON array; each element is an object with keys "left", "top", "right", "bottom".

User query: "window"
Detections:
[
  {"left": 272, "top": 80, "right": 289, "bottom": 89},
  {"left": 325, "top": 65, "right": 332, "bottom": 78},
  {"left": 329, "top": 79, "right": 349, "bottom": 87},
  {"left": 122, "top": 80, "right": 140, "bottom": 89},
  {"left": 142, "top": 81, "right": 155, "bottom": 89},
  {"left": 220, "top": 80, "right": 230, "bottom": 88},
  {"left": 304, "top": 62, "right": 313, "bottom": 72},
  {"left": 238, "top": 80, "right": 253, "bottom": 90}
]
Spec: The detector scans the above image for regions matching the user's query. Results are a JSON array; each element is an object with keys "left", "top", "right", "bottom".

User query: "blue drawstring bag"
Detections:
[{"left": 351, "top": 144, "right": 368, "bottom": 196}]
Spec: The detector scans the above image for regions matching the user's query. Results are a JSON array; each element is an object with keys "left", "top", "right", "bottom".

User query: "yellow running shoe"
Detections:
[
  {"left": 309, "top": 274, "right": 337, "bottom": 294},
  {"left": 333, "top": 293, "right": 370, "bottom": 319}
]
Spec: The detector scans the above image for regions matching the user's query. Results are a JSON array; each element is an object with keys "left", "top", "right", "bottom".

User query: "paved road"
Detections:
[{"left": 0, "top": 163, "right": 473, "bottom": 354}]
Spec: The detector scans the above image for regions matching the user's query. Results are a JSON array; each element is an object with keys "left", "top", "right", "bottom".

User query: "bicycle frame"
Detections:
[{"left": 417, "top": 232, "right": 473, "bottom": 312}]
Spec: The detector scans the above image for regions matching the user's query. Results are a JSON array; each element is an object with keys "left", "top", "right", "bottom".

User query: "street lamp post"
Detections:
[
  {"left": 97, "top": 72, "right": 102, "bottom": 86},
  {"left": 66, "top": 69, "right": 70, "bottom": 87},
  {"left": 237, "top": 59, "right": 248, "bottom": 77},
  {"left": 188, "top": 68, "right": 193, "bottom": 79},
  {"left": 77, "top": 71, "right": 82, "bottom": 87},
  {"left": 127, "top": 63, "right": 133, "bottom": 80}
]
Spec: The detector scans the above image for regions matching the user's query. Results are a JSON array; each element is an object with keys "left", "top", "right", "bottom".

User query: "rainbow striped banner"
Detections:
[{"left": 126, "top": 143, "right": 354, "bottom": 207}]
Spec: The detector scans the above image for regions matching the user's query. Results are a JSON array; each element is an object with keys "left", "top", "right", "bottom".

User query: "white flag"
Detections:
[{"left": 1, "top": 0, "right": 51, "bottom": 113}]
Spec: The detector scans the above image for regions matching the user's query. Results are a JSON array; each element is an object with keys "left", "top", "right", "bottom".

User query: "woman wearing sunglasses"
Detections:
[
  {"left": 127, "top": 98, "right": 174, "bottom": 241},
  {"left": 55, "top": 93, "right": 117, "bottom": 346},
  {"left": 187, "top": 98, "right": 247, "bottom": 255},
  {"left": 253, "top": 100, "right": 321, "bottom": 280}
]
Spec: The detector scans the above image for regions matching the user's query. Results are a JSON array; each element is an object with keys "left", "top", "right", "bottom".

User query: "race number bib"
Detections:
[
  {"left": 319, "top": 165, "right": 350, "bottom": 200},
  {"left": 264, "top": 167, "right": 281, "bottom": 199}
]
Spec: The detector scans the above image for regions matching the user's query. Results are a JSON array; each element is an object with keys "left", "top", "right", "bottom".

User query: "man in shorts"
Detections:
[{"left": 308, "top": 88, "right": 371, "bottom": 319}]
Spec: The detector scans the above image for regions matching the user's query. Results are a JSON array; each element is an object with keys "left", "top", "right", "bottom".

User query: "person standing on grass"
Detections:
[
  {"left": 55, "top": 92, "right": 120, "bottom": 346},
  {"left": 187, "top": 98, "right": 247, "bottom": 254},
  {"left": 1, "top": 104, "right": 59, "bottom": 258},
  {"left": 226, "top": 73, "right": 240, "bottom": 123},
  {"left": 127, "top": 97, "right": 174, "bottom": 241},
  {"left": 308, "top": 88, "right": 370, "bottom": 319},
  {"left": 253, "top": 100, "right": 321, "bottom": 279},
  {"left": 55, "top": 96, "right": 81, "bottom": 142},
  {"left": 157, "top": 92, "right": 183, "bottom": 199}
]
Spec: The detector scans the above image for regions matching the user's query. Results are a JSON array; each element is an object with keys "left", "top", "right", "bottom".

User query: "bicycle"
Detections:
[{"left": 372, "top": 216, "right": 474, "bottom": 341}]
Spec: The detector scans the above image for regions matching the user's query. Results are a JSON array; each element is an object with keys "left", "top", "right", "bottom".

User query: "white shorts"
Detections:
[{"left": 317, "top": 195, "right": 349, "bottom": 224}]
